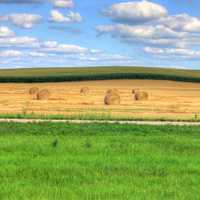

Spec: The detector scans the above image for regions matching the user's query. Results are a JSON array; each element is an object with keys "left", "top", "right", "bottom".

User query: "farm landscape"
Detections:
[
  {"left": 1, "top": 67, "right": 200, "bottom": 121},
  {"left": 0, "top": 67, "right": 200, "bottom": 199},
  {"left": 1, "top": 0, "right": 200, "bottom": 199}
]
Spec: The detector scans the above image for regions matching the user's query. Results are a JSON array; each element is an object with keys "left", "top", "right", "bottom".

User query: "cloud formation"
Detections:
[
  {"left": 159, "top": 14, "right": 200, "bottom": 32},
  {"left": 97, "top": 24, "right": 185, "bottom": 40},
  {"left": 0, "top": 13, "right": 42, "bottom": 28},
  {"left": 0, "top": 0, "right": 43, "bottom": 4},
  {"left": 0, "top": 0, "right": 136, "bottom": 68},
  {"left": 0, "top": 50, "right": 22, "bottom": 57},
  {"left": 42, "top": 41, "right": 88, "bottom": 54},
  {"left": 103, "top": 0, "right": 167, "bottom": 23},
  {"left": 97, "top": 0, "right": 200, "bottom": 62},
  {"left": 0, "top": 26, "right": 15, "bottom": 37},
  {"left": 0, "top": 27, "right": 86, "bottom": 54},
  {"left": 0, "top": 35, "right": 39, "bottom": 47},
  {"left": 29, "top": 52, "right": 47, "bottom": 57},
  {"left": 0, "top": 25, "right": 133, "bottom": 67},
  {"left": 144, "top": 47, "right": 200, "bottom": 59},
  {"left": 52, "top": 0, "right": 74, "bottom": 8},
  {"left": 50, "top": 10, "right": 82, "bottom": 23}
]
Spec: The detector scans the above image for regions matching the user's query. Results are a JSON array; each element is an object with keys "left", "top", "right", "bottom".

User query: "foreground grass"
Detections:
[{"left": 1, "top": 123, "right": 200, "bottom": 199}]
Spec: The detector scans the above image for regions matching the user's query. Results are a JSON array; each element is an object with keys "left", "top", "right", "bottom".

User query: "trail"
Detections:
[{"left": 0, "top": 118, "right": 200, "bottom": 126}]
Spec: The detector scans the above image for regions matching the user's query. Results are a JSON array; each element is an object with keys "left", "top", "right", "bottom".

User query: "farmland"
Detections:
[
  {"left": 0, "top": 67, "right": 200, "bottom": 83},
  {"left": 1, "top": 67, "right": 200, "bottom": 199},
  {"left": 0, "top": 122, "right": 200, "bottom": 199},
  {"left": 0, "top": 66, "right": 200, "bottom": 77},
  {"left": 1, "top": 79, "right": 200, "bottom": 121}
]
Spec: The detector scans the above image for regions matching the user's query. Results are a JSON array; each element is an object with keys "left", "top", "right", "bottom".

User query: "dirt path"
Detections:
[{"left": 0, "top": 118, "right": 200, "bottom": 126}]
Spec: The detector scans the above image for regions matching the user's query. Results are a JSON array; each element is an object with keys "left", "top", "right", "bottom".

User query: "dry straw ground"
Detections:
[{"left": 0, "top": 79, "right": 200, "bottom": 120}]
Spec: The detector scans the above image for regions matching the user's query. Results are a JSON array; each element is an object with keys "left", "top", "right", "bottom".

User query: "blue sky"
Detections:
[{"left": 0, "top": 0, "right": 200, "bottom": 69}]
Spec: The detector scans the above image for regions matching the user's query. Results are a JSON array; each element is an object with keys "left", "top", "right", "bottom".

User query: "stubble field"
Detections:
[{"left": 0, "top": 79, "right": 200, "bottom": 120}]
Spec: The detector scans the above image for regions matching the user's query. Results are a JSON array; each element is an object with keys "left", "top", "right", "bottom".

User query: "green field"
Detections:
[
  {"left": 1, "top": 66, "right": 200, "bottom": 83},
  {"left": 1, "top": 66, "right": 200, "bottom": 77},
  {"left": 1, "top": 122, "right": 200, "bottom": 199}
]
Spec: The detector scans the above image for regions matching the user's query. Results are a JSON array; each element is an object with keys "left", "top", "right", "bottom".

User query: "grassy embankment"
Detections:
[
  {"left": 1, "top": 66, "right": 200, "bottom": 83},
  {"left": 0, "top": 122, "right": 200, "bottom": 199}
]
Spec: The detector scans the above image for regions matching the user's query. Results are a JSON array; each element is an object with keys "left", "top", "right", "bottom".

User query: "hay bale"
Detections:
[
  {"left": 29, "top": 87, "right": 39, "bottom": 95},
  {"left": 135, "top": 91, "right": 148, "bottom": 101},
  {"left": 37, "top": 89, "right": 50, "bottom": 100},
  {"left": 104, "top": 93, "right": 120, "bottom": 105},
  {"left": 80, "top": 87, "right": 89, "bottom": 94},
  {"left": 106, "top": 89, "right": 119, "bottom": 95},
  {"left": 132, "top": 89, "right": 139, "bottom": 94}
]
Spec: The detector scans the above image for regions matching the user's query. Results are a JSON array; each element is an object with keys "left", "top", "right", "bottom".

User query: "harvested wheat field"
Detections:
[{"left": 1, "top": 79, "right": 200, "bottom": 120}]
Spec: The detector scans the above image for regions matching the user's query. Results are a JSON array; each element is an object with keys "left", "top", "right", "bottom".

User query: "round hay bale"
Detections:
[
  {"left": 106, "top": 89, "right": 119, "bottom": 95},
  {"left": 37, "top": 89, "right": 50, "bottom": 100},
  {"left": 80, "top": 87, "right": 89, "bottom": 94},
  {"left": 104, "top": 93, "right": 120, "bottom": 105},
  {"left": 132, "top": 89, "right": 139, "bottom": 94},
  {"left": 135, "top": 91, "right": 148, "bottom": 101},
  {"left": 29, "top": 87, "right": 39, "bottom": 95}
]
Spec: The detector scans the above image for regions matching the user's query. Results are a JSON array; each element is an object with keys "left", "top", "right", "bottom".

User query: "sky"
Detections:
[{"left": 0, "top": 0, "right": 200, "bottom": 69}]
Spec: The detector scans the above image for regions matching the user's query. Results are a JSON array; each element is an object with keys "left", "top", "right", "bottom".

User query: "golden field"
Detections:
[{"left": 1, "top": 79, "right": 200, "bottom": 120}]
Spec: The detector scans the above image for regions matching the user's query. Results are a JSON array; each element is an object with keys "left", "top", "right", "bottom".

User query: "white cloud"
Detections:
[
  {"left": 29, "top": 52, "right": 47, "bottom": 57},
  {"left": 96, "top": 22, "right": 200, "bottom": 48},
  {"left": 0, "top": 50, "right": 22, "bottom": 57},
  {"left": 9, "top": 13, "right": 42, "bottom": 28},
  {"left": 0, "top": 0, "right": 43, "bottom": 4},
  {"left": 78, "top": 52, "right": 135, "bottom": 66},
  {"left": 50, "top": 10, "right": 82, "bottom": 23},
  {"left": 104, "top": 0, "right": 167, "bottom": 23},
  {"left": 52, "top": 0, "right": 74, "bottom": 8},
  {"left": 0, "top": 26, "right": 15, "bottom": 37},
  {"left": 144, "top": 47, "right": 200, "bottom": 58},
  {"left": 96, "top": 24, "right": 186, "bottom": 43},
  {"left": 159, "top": 14, "right": 200, "bottom": 32},
  {"left": 97, "top": 0, "right": 200, "bottom": 53},
  {"left": 0, "top": 35, "right": 87, "bottom": 55},
  {"left": 0, "top": 13, "right": 42, "bottom": 28},
  {"left": 42, "top": 41, "right": 58, "bottom": 48},
  {"left": 42, "top": 40, "right": 88, "bottom": 54},
  {"left": 0, "top": 20, "right": 133, "bottom": 68},
  {"left": 0, "top": 36, "right": 39, "bottom": 47},
  {"left": 50, "top": 10, "right": 64, "bottom": 23},
  {"left": 0, "top": 30, "right": 87, "bottom": 55}
]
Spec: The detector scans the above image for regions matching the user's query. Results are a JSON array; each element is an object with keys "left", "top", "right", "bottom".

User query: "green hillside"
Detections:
[{"left": 0, "top": 66, "right": 200, "bottom": 83}]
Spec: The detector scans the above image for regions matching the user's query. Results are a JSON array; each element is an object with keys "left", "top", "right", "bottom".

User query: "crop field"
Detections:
[
  {"left": 1, "top": 66, "right": 200, "bottom": 78},
  {"left": 1, "top": 79, "right": 200, "bottom": 120},
  {"left": 0, "top": 122, "right": 200, "bottom": 199},
  {"left": 0, "top": 67, "right": 200, "bottom": 83}
]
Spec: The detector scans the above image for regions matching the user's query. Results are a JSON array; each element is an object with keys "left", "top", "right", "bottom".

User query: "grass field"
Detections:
[
  {"left": 1, "top": 80, "right": 200, "bottom": 121},
  {"left": 0, "top": 122, "right": 200, "bottom": 199}
]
